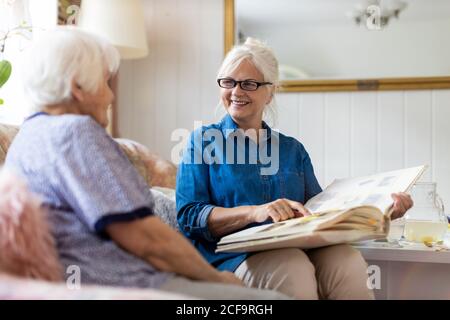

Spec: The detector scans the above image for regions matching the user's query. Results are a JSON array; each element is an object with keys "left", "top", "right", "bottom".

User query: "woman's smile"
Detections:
[{"left": 230, "top": 98, "right": 250, "bottom": 108}]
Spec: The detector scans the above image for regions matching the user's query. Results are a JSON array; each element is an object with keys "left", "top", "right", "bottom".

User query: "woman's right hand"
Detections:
[{"left": 250, "top": 198, "right": 311, "bottom": 223}]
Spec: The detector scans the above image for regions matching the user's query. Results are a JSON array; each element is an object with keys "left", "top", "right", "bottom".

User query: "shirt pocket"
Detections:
[{"left": 277, "top": 170, "right": 306, "bottom": 203}]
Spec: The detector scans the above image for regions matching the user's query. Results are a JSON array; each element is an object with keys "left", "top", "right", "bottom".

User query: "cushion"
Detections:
[
  {"left": 0, "top": 169, "right": 63, "bottom": 281},
  {"left": 0, "top": 124, "right": 19, "bottom": 165},
  {"left": 150, "top": 187, "right": 178, "bottom": 230},
  {"left": 115, "top": 138, "right": 177, "bottom": 189}
]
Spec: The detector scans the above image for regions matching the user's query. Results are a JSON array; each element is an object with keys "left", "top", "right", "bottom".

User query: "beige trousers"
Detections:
[{"left": 234, "top": 244, "right": 375, "bottom": 300}]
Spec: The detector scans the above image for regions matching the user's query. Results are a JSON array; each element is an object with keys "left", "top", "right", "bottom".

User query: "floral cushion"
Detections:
[
  {"left": 0, "top": 124, "right": 19, "bottom": 165},
  {"left": 115, "top": 138, "right": 177, "bottom": 189}
]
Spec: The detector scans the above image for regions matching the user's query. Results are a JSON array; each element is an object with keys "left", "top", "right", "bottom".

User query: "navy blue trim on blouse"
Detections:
[
  {"left": 25, "top": 112, "right": 49, "bottom": 122},
  {"left": 95, "top": 207, "right": 154, "bottom": 238}
]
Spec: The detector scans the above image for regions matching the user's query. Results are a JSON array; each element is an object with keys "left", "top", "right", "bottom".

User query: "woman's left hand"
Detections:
[{"left": 390, "top": 192, "right": 414, "bottom": 220}]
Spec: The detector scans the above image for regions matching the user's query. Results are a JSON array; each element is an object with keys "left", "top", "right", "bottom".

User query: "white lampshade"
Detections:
[{"left": 78, "top": 0, "right": 148, "bottom": 59}]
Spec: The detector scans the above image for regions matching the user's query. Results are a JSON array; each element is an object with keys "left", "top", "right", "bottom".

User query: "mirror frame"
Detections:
[{"left": 224, "top": 0, "right": 450, "bottom": 92}]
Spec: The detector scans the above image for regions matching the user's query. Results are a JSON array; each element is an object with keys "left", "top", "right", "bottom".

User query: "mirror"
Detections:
[{"left": 224, "top": 0, "right": 450, "bottom": 92}]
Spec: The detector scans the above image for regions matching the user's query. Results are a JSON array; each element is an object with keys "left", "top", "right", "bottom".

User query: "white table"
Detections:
[{"left": 353, "top": 234, "right": 450, "bottom": 299}]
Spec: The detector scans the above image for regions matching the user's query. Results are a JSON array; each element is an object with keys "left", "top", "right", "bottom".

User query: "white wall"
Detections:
[
  {"left": 118, "top": 0, "right": 224, "bottom": 159},
  {"left": 277, "top": 91, "right": 450, "bottom": 212},
  {"left": 118, "top": 0, "right": 450, "bottom": 214}
]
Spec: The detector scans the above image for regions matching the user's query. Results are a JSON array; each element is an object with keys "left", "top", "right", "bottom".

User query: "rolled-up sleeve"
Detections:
[{"left": 176, "top": 130, "right": 217, "bottom": 242}]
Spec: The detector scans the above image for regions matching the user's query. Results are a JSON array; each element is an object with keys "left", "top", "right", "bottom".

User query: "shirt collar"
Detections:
[
  {"left": 220, "top": 114, "right": 272, "bottom": 142},
  {"left": 24, "top": 111, "right": 49, "bottom": 122}
]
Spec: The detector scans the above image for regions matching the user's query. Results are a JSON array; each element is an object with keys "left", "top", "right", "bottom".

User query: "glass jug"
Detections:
[{"left": 403, "top": 182, "right": 447, "bottom": 244}]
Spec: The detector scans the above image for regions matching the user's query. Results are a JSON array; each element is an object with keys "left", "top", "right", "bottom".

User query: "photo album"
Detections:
[{"left": 216, "top": 165, "right": 427, "bottom": 253}]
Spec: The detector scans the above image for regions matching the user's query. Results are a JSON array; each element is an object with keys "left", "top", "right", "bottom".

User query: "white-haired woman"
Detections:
[
  {"left": 176, "top": 38, "right": 413, "bottom": 299},
  {"left": 4, "top": 28, "right": 288, "bottom": 299}
]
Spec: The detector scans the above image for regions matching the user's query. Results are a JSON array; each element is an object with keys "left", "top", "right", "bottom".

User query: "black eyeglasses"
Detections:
[{"left": 217, "top": 78, "right": 273, "bottom": 91}]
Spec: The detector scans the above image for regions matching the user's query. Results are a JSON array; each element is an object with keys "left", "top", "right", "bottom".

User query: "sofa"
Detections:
[{"left": 0, "top": 123, "right": 190, "bottom": 299}]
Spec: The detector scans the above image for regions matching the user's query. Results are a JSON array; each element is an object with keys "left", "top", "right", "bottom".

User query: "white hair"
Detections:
[
  {"left": 21, "top": 26, "right": 120, "bottom": 112},
  {"left": 217, "top": 38, "right": 279, "bottom": 125}
]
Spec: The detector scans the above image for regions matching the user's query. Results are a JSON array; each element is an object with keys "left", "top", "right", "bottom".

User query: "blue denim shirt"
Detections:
[{"left": 176, "top": 114, "right": 322, "bottom": 272}]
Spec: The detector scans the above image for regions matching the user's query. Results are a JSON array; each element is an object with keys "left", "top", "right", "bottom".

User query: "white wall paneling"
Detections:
[
  {"left": 324, "top": 92, "right": 351, "bottom": 186},
  {"left": 299, "top": 93, "right": 325, "bottom": 184},
  {"left": 405, "top": 91, "right": 433, "bottom": 181},
  {"left": 351, "top": 92, "right": 377, "bottom": 178},
  {"left": 277, "top": 90, "right": 450, "bottom": 214},
  {"left": 118, "top": 0, "right": 224, "bottom": 158},
  {"left": 118, "top": 0, "right": 450, "bottom": 214},
  {"left": 275, "top": 93, "right": 299, "bottom": 139},
  {"left": 377, "top": 91, "right": 405, "bottom": 172},
  {"left": 433, "top": 91, "right": 450, "bottom": 215}
]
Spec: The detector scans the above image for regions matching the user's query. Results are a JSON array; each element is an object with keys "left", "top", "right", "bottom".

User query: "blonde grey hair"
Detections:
[
  {"left": 217, "top": 38, "right": 279, "bottom": 125},
  {"left": 21, "top": 26, "right": 120, "bottom": 112}
]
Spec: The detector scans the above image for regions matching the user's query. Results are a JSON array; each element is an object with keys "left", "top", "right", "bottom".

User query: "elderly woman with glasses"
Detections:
[
  {"left": 176, "top": 38, "right": 413, "bottom": 299},
  {"left": 4, "top": 28, "right": 292, "bottom": 300}
]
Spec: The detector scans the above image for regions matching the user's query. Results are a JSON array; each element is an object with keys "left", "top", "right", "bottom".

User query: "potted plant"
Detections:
[{"left": 0, "top": 60, "right": 11, "bottom": 105}]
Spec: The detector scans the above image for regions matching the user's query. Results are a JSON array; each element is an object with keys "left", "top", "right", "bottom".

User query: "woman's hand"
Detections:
[
  {"left": 208, "top": 200, "right": 310, "bottom": 238},
  {"left": 251, "top": 198, "right": 310, "bottom": 223},
  {"left": 390, "top": 192, "right": 414, "bottom": 220}
]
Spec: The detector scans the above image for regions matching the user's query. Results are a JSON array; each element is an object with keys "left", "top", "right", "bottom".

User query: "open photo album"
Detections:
[{"left": 216, "top": 165, "right": 427, "bottom": 253}]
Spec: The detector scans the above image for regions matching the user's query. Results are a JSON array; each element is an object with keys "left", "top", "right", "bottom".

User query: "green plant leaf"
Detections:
[
  {"left": 0, "top": 98, "right": 3, "bottom": 105},
  {"left": 0, "top": 60, "right": 12, "bottom": 88}
]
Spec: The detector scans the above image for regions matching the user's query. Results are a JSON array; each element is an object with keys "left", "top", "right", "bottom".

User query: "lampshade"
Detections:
[{"left": 77, "top": 0, "right": 148, "bottom": 59}]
